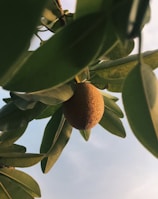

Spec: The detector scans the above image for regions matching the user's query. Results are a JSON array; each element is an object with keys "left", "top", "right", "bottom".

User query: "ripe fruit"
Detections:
[{"left": 63, "top": 82, "right": 104, "bottom": 130}]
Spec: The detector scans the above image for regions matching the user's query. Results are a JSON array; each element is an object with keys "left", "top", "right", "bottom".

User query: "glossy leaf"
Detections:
[
  {"left": 0, "top": 144, "right": 26, "bottom": 153},
  {"left": 0, "top": 167, "right": 41, "bottom": 197},
  {"left": 99, "top": 109, "right": 126, "bottom": 138},
  {"left": 79, "top": 129, "right": 91, "bottom": 141},
  {"left": 41, "top": 120, "right": 72, "bottom": 173},
  {"left": 0, "top": 101, "right": 46, "bottom": 132},
  {"left": 0, "top": 1, "right": 47, "bottom": 82},
  {"left": 0, "top": 153, "right": 44, "bottom": 167},
  {"left": 122, "top": 63, "right": 158, "bottom": 157},
  {"left": 3, "top": 13, "right": 107, "bottom": 92},
  {"left": 95, "top": 50, "right": 158, "bottom": 92}
]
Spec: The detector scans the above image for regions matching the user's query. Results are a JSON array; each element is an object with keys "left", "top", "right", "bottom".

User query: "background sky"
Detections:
[{"left": 0, "top": 0, "right": 158, "bottom": 199}]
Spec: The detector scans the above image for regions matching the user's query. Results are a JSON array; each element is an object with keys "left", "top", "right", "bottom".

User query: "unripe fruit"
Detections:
[{"left": 63, "top": 82, "right": 104, "bottom": 130}]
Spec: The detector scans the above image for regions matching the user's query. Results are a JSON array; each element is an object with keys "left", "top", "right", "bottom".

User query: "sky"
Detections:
[{"left": 0, "top": 0, "right": 158, "bottom": 199}]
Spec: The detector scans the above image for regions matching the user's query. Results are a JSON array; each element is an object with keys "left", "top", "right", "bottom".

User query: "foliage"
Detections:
[{"left": 0, "top": 0, "right": 157, "bottom": 198}]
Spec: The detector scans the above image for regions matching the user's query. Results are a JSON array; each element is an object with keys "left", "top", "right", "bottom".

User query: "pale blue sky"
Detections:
[{"left": 0, "top": 0, "right": 158, "bottom": 199}]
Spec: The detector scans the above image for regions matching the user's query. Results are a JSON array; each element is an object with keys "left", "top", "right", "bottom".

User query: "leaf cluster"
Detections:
[{"left": 0, "top": 0, "right": 157, "bottom": 198}]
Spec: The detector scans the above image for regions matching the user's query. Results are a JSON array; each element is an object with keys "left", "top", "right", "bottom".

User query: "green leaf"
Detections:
[
  {"left": 0, "top": 183, "right": 11, "bottom": 199},
  {"left": 0, "top": 126, "right": 27, "bottom": 147},
  {"left": 0, "top": 101, "right": 46, "bottom": 132},
  {"left": 0, "top": 174, "right": 34, "bottom": 199},
  {"left": 16, "top": 83, "right": 74, "bottom": 105},
  {"left": 41, "top": 120, "right": 72, "bottom": 173},
  {"left": 79, "top": 129, "right": 91, "bottom": 141},
  {"left": 105, "top": 39, "right": 134, "bottom": 60},
  {"left": 35, "top": 104, "right": 61, "bottom": 119},
  {"left": 0, "top": 153, "right": 44, "bottom": 167},
  {"left": 0, "top": 167, "right": 41, "bottom": 197},
  {"left": 127, "top": 0, "right": 150, "bottom": 38},
  {"left": 95, "top": 50, "right": 158, "bottom": 92},
  {"left": 40, "top": 108, "right": 64, "bottom": 155},
  {"left": 0, "top": 144, "right": 26, "bottom": 153},
  {"left": 3, "top": 13, "right": 107, "bottom": 92},
  {"left": 122, "top": 63, "right": 158, "bottom": 157},
  {"left": 99, "top": 109, "right": 126, "bottom": 138},
  {"left": 0, "top": 1, "right": 47, "bottom": 81},
  {"left": 102, "top": 94, "right": 124, "bottom": 118}
]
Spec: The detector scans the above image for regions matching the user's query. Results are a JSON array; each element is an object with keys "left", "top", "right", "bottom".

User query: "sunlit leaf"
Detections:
[
  {"left": 99, "top": 109, "right": 126, "bottom": 138},
  {"left": 3, "top": 13, "right": 107, "bottom": 92},
  {"left": 41, "top": 120, "right": 72, "bottom": 173},
  {"left": 94, "top": 50, "right": 158, "bottom": 92},
  {"left": 0, "top": 1, "right": 47, "bottom": 82},
  {"left": 0, "top": 167, "right": 41, "bottom": 197},
  {"left": 122, "top": 63, "right": 158, "bottom": 157},
  {"left": 0, "top": 153, "right": 44, "bottom": 167}
]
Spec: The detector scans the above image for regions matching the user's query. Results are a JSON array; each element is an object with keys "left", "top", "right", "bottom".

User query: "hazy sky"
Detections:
[{"left": 0, "top": 1, "right": 158, "bottom": 199}]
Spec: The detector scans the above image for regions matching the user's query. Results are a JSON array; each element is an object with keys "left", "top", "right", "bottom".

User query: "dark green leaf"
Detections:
[
  {"left": 99, "top": 109, "right": 126, "bottom": 138},
  {"left": 41, "top": 120, "right": 72, "bottom": 173},
  {"left": 0, "top": 102, "right": 46, "bottom": 132},
  {"left": 122, "top": 63, "right": 158, "bottom": 157},
  {"left": 0, "top": 126, "right": 27, "bottom": 147},
  {"left": 0, "top": 1, "right": 47, "bottom": 82},
  {"left": 40, "top": 108, "right": 64, "bottom": 155},
  {"left": 0, "top": 153, "right": 44, "bottom": 167},
  {"left": 35, "top": 104, "right": 61, "bottom": 119},
  {"left": 0, "top": 167, "right": 41, "bottom": 197},
  {"left": 127, "top": 0, "right": 150, "bottom": 38},
  {"left": 3, "top": 13, "right": 107, "bottom": 92},
  {"left": 22, "top": 83, "right": 74, "bottom": 105},
  {"left": 0, "top": 183, "right": 11, "bottom": 199},
  {"left": 0, "top": 144, "right": 26, "bottom": 153}
]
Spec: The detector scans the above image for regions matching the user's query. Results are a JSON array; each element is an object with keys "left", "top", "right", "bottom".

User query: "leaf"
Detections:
[
  {"left": 102, "top": 94, "right": 124, "bottom": 118},
  {"left": 41, "top": 120, "right": 72, "bottom": 173},
  {"left": 127, "top": 0, "right": 150, "bottom": 38},
  {"left": 99, "top": 109, "right": 126, "bottom": 138},
  {"left": 122, "top": 63, "right": 158, "bottom": 157},
  {"left": 79, "top": 129, "right": 91, "bottom": 141},
  {"left": 0, "top": 101, "right": 46, "bottom": 132},
  {"left": 0, "top": 144, "right": 26, "bottom": 153},
  {"left": 3, "top": 13, "right": 107, "bottom": 92},
  {"left": 40, "top": 108, "right": 64, "bottom": 155},
  {"left": 0, "top": 174, "right": 34, "bottom": 199},
  {"left": 0, "top": 1, "right": 47, "bottom": 81},
  {"left": 0, "top": 183, "right": 11, "bottom": 199},
  {"left": 0, "top": 167, "right": 41, "bottom": 197},
  {"left": 17, "top": 83, "right": 74, "bottom": 105},
  {"left": 0, "top": 126, "right": 27, "bottom": 147},
  {"left": 35, "top": 104, "right": 61, "bottom": 119},
  {"left": 0, "top": 153, "right": 44, "bottom": 167},
  {"left": 105, "top": 39, "right": 134, "bottom": 60},
  {"left": 95, "top": 50, "right": 158, "bottom": 92}
]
